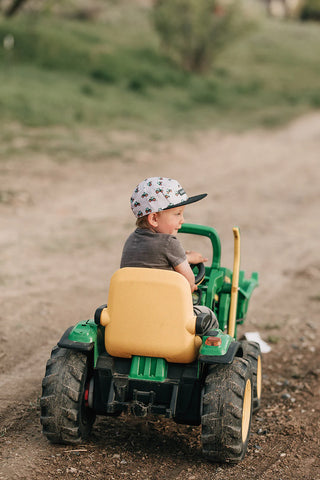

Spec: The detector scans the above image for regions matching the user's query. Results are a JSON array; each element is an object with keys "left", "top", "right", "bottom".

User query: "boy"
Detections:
[{"left": 120, "top": 177, "right": 218, "bottom": 326}]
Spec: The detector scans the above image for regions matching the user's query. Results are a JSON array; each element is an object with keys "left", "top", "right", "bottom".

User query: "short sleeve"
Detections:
[{"left": 166, "top": 236, "right": 187, "bottom": 268}]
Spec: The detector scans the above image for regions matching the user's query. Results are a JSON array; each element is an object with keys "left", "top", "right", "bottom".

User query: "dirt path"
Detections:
[{"left": 1, "top": 114, "right": 320, "bottom": 479}]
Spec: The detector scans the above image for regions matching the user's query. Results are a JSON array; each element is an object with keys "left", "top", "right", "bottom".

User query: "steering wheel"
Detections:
[{"left": 190, "top": 262, "right": 205, "bottom": 285}]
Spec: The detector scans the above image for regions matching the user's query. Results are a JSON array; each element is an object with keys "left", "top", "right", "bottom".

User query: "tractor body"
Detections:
[{"left": 41, "top": 224, "right": 260, "bottom": 463}]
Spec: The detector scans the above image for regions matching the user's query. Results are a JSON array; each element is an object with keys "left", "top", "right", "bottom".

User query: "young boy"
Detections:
[{"left": 120, "top": 176, "right": 218, "bottom": 327}]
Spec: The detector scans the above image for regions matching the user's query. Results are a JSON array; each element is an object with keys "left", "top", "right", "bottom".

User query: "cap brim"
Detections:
[{"left": 164, "top": 193, "right": 207, "bottom": 210}]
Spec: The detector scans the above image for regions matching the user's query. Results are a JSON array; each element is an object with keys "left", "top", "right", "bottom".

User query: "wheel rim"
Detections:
[
  {"left": 256, "top": 355, "right": 262, "bottom": 401},
  {"left": 242, "top": 379, "right": 252, "bottom": 443}
]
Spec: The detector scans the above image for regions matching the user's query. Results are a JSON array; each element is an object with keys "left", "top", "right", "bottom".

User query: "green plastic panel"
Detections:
[
  {"left": 129, "top": 356, "right": 168, "bottom": 382},
  {"left": 217, "top": 293, "right": 231, "bottom": 331}
]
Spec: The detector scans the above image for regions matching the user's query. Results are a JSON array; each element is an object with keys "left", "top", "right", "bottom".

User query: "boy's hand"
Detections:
[{"left": 185, "top": 250, "right": 208, "bottom": 264}]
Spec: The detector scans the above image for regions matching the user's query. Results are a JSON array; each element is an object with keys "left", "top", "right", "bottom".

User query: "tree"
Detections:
[
  {"left": 152, "top": 0, "right": 242, "bottom": 73},
  {"left": 4, "top": 0, "right": 29, "bottom": 17}
]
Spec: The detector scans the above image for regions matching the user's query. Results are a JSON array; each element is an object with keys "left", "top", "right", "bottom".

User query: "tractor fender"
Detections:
[
  {"left": 57, "top": 320, "right": 105, "bottom": 366},
  {"left": 199, "top": 340, "right": 241, "bottom": 365},
  {"left": 58, "top": 325, "right": 94, "bottom": 352}
]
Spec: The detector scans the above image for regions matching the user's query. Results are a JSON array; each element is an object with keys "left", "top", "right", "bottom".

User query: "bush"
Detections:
[
  {"left": 300, "top": 0, "right": 320, "bottom": 20},
  {"left": 152, "top": 0, "right": 246, "bottom": 73}
]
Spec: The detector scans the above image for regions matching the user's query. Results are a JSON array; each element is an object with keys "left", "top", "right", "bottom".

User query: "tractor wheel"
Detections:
[
  {"left": 201, "top": 357, "right": 253, "bottom": 463},
  {"left": 241, "top": 340, "right": 262, "bottom": 412},
  {"left": 40, "top": 346, "right": 96, "bottom": 444}
]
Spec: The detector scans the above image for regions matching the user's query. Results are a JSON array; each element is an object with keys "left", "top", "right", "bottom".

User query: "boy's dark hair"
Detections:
[{"left": 136, "top": 215, "right": 151, "bottom": 229}]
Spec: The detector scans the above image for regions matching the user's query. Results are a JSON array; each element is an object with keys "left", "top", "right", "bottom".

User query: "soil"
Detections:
[{"left": 1, "top": 114, "right": 320, "bottom": 480}]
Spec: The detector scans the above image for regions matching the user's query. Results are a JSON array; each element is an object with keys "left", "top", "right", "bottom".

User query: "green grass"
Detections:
[{"left": 0, "top": 8, "right": 320, "bottom": 134}]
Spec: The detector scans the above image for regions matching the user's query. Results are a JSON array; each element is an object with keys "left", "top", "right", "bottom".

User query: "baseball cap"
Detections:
[{"left": 130, "top": 177, "right": 207, "bottom": 218}]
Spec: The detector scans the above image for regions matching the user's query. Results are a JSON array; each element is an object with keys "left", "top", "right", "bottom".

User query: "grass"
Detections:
[{"left": 0, "top": 6, "right": 320, "bottom": 135}]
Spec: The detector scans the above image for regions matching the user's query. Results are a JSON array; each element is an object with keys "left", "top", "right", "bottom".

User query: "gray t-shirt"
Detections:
[{"left": 120, "top": 228, "right": 186, "bottom": 270}]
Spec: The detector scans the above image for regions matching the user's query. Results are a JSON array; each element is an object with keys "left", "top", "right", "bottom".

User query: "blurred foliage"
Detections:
[
  {"left": 152, "top": 0, "right": 250, "bottom": 72},
  {"left": 300, "top": 0, "right": 320, "bottom": 20},
  {"left": 0, "top": 7, "right": 320, "bottom": 132}
]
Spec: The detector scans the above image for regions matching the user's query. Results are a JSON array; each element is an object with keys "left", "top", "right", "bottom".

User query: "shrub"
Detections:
[
  {"left": 152, "top": 0, "right": 246, "bottom": 73},
  {"left": 300, "top": 0, "right": 320, "bottom": 20}
]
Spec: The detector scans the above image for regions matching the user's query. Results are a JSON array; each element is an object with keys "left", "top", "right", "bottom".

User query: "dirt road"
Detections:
[{"left": 1, "top": 114, "right": 320, "bottom": 479}]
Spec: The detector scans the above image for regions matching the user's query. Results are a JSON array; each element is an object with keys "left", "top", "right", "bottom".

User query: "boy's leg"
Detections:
[{"left": 193, "top": 305, "right": 219, "bottom": 329}]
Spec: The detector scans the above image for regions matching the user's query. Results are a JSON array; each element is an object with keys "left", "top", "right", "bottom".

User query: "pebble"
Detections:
[
  {"left": 67, "top": 467, "right": 77, "bottom": 473},
  {"left": 306, "top": 322, "right": 316, "bottom": 330},
  {"left": 281, "top": 393, "right": 291, "bottom": 400}
]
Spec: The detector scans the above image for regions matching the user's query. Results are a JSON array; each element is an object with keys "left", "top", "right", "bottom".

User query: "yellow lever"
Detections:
[{"left": 228, "top": 227, "right": 240, "bottom": 338}]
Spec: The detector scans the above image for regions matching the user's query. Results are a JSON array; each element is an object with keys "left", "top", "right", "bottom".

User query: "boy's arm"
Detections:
[{"left": 174, "top": 259, "right": 197, "bottom": 292}]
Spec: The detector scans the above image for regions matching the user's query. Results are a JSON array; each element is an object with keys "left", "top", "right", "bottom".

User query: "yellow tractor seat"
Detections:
[{"left": 99, "top": 267, "right": 202, "bottom": 364}]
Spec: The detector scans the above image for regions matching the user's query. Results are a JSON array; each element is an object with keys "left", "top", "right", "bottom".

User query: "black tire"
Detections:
[
  {"left": 201, "top": 357, "right": 253, "bottom": 463},
  {"left": 241, "top": 340, "right": 262, "bottom": 412},
  {"left": 40, "top": 346, "right": 96, "bottom": 444}
]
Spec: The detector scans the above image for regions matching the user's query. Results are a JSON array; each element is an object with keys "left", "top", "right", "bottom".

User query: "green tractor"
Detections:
[{"left": 40, "top": 224, "right": 260, "bottom": 463}]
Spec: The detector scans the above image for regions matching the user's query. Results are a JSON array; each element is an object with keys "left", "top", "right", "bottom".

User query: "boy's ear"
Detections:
[{"left": 147, "top": 212, "right": 159, "bottom": 227}]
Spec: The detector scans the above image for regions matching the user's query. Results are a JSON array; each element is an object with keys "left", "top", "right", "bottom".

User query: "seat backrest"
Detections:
[{"left": 100, "top": 267, "right": 202, "bottom": 363}]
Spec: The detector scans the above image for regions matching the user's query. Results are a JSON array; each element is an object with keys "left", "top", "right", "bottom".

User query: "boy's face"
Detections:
[{"left": 151, "top": 206, "right": 185, "bottom": 235}]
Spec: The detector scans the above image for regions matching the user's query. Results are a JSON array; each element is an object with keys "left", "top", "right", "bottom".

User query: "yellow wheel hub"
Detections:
[
  {"left": 242, "top": 379, "right": 252, "bottom": 443},
  {"left": 256, "top": 355, "right": 262, "bottom": 400}
]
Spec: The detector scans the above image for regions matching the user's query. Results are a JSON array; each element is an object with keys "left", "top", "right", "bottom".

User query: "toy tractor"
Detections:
[{"left": 40, "top": 224, "right": 260, "bottom": 463}]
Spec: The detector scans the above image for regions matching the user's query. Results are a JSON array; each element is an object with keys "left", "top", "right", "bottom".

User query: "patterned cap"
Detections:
[{"left": 130, "top": 177, "right": 207, "bottom": 218}]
